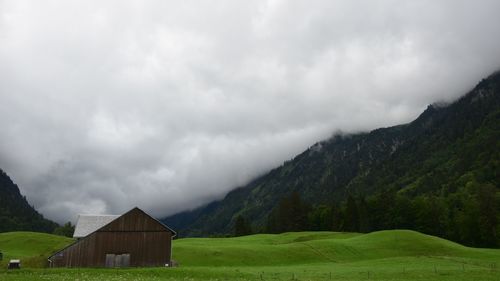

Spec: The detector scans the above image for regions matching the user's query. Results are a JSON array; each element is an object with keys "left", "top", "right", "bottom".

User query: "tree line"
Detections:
[{"left": 234, "top": 183, "right": 499, "bottom": 248}]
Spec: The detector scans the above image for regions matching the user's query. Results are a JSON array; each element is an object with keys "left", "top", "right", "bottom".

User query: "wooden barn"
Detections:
[{"left": 48, "top": 207, "right": 176, "bottom": 268}]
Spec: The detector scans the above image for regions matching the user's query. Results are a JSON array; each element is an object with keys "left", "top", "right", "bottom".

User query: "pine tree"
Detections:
[
  {"left": 477, "top": 184, "right": 499, "bottom": 247},
  {"left": 233, "top": 215, "right": 252, "bottom": 237},
  {"left": 53, "top": 221, "right": 75, "bottom": 237},
  {"left": 357, "top": 196, "right": 371, "bottom": 233},
  {"left": 344, "top": 195, "right": 359, "bottom": 232}
]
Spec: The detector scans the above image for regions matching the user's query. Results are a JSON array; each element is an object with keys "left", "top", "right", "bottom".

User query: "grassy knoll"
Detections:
[
  {"left": 0, "top": 232, "right": 73, "bottom": 268},
  {"left": 0, "top": 230, "right": 499, "bottom": 280}
]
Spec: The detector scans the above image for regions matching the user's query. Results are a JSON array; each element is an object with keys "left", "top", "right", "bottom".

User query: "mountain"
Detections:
[
  {"left": 0, "top": 168, "right": 58, "bottom": 233},
  {"left": 164, "top": 71, "right": 500, "bottom": 244}
]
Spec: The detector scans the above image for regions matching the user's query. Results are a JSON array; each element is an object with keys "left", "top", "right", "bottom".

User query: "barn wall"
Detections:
[{"left": 50, "top": 231, "right": 172, "bottom": 267}]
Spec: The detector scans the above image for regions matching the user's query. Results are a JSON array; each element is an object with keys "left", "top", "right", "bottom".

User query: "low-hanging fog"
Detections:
[{"left": 1, "top": 0, "right": 500, "bottom": 223}]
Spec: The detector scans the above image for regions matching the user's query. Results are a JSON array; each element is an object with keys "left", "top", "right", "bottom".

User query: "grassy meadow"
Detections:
[{"left": 0, "top": 230, "right": 499, "bottom": 280}]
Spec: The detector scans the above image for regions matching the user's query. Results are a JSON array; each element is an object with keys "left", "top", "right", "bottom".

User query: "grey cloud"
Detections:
[{"left": 1, "top": 0, "right": 500, "bottom": 223}]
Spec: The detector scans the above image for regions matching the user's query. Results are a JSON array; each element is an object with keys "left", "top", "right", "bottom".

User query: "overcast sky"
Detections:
[{"left": 1, "top": 0, "right": 500, "bottom": 223}]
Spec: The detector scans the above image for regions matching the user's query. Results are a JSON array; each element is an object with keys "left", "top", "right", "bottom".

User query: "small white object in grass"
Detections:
[{"left": 165, "top": 263, "right": 169, "bottom": 267}]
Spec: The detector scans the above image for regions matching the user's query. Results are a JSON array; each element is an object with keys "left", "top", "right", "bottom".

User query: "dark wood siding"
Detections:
[{"left": 49, "top": 207, "right": 174, "bottom": 268}]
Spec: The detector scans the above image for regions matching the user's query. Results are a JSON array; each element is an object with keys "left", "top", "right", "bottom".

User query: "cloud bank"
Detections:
[{"left": 1, "top": 0, "right": 500, "bottom": 222}]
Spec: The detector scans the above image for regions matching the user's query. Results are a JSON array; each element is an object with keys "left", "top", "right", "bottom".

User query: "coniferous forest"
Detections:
[{"left": 264, "top": 186, "right": 498, "bottom": 248}]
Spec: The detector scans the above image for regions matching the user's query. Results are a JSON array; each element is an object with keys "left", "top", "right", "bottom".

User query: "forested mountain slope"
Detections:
[
  {"left": 164, "top": 71, "right": 500, "bottom": 247},
  {"left": 0, "top": 168, "right": 58, "bottom": 233}
]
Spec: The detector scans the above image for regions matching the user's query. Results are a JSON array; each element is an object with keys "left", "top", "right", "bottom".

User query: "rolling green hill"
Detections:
[
  {"left": 173, "top": 230, "right": 500, "bottom": 267},
  {"left": 0, "top": 230, "right": 499, "bottom": 280},
  {"left": 0, "top": 232, "right": 73, "bottom": 268},
  {"left": 164, "top": 70, "right": 500, "bottom": 245}
]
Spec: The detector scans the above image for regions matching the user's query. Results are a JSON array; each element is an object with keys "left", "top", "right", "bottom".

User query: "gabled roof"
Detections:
[
  {"left": 73, "top": 215, "right": 120, "bottom": 238},
  {"left": 98, "top": 207, "right": 176, "bottom": 235},
  {"left": 72, "top": 207, "right": 176, "bottom": 238}
]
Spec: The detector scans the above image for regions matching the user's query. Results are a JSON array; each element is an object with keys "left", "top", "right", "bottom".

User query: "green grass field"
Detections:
[{"left": 0, "top": 230, "right": 499, "bottom": 280}]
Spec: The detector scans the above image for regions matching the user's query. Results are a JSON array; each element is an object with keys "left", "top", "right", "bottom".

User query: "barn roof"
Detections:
[
  {"left": 73, "top": 215, "right": 120, "bottom": 238},
  {"left": 71, "top": 207, "right": 176, "bottom": 238}
]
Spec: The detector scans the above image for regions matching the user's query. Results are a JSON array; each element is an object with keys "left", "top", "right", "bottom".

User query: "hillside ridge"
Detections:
[{"left": 0, "top": 168, "right": 58, "bottom": 233}]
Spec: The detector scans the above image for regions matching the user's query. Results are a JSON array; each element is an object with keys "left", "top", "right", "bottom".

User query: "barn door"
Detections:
[
  {"left": 105, "top": 253, "right": 130, "bottom": 267},
  {"left": 114, "top": 254, "right": 123, "bottom": 267},
  {"left": 121, "top": 254, "right": 130, "bottom": 267},
  {"left": 105, "top": 254, "right": 115, "bottom": 267}
]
